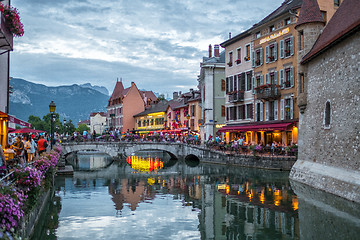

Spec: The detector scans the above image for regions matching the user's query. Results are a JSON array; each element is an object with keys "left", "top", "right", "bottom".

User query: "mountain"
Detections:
[
  {"left": 79, "top": 83, "right": 109, "bottom": 96},
  {"left": 9, "top": 78, "right": 109, "bottom": 124}
]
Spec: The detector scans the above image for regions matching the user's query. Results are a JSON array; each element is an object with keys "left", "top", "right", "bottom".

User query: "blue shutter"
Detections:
[
  {"left": 274, "top": 71, "right": 278, "bottom": 85},
  {"left": 274, "top": 100, "right": 278, "bottom": 120},
  {"left": 252, "top": 51, "right": 255, "bottom": 67},
  {"left": 265, "top": 73, "right": 269, "bottom": 84},
  {"left": 280, "top": 99, "right": 284, "bottom": 120},
  {"left": 265, "top": 101, "right": 269, "bottom": 121},
  {"left": 280, "top": 40, "right": 284, "bottom": 59},
  {"left": 274, "top": 43, "right": 278, "bottom": 61},
  {"left": 265, "top": 46, "right": 269, "bottom": 63},
  {"left": 290, "top": 36, "right": 294, "bottom": 56},
  {"left": 260, "top": 75, "right": 264, "bottom": 85},
  {"left": 260, "top": 102, "right": 263, "bottom": 121},
  {"left": 260, "top": 48, "right": 263, "bottom": 65},
  {"left": 252, "top": 76, "right": 255, "bottom": 94},
  {"left": 290, "top": 66, "right": 294, "bottom": 87},
  {"left": 280, "top": 69, "right": 284, "bottom": 89}
]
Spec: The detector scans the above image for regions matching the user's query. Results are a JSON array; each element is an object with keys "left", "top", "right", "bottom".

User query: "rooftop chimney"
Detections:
[
  {"left": 229, "top": 32, "right": 231, "bottom": 39},
  {"left": 208, "top": 44, "right": 212, "bottom": 58},
  {"left": 131, "top": 81, "right": 135, "bottom": 85},
  {"left": 214, "top": 44, "right": 220, "bottom": 57}
]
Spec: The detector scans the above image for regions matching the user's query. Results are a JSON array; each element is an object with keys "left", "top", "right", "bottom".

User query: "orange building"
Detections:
[{"left": 107, "top": 80, "right": 157, "bottom": 132}]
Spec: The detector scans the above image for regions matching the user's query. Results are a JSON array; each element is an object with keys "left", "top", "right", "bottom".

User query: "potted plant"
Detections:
[{"left": 0, "top": 3, "right": 24, "bottom": 37}]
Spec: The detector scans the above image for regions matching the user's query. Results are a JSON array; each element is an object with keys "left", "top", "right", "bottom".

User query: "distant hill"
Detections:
[
  {"left": 79, "top": 83, "right": 109, "bottom": 96},
  {"left": 9, "top": 78, "right": 109, "bottom": 124}
]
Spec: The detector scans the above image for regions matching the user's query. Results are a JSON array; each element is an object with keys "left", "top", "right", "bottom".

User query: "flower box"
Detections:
[{"left": 235, "top": 59, "right": 241, "bottom": 64}]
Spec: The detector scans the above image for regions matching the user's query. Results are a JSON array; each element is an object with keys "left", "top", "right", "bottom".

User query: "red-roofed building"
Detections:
[
  {"left": 291, "top": 0, "right": 360, "bottom": 203},
  {"left": 107, "top": 80, "right": 158, "bottom": 132}
]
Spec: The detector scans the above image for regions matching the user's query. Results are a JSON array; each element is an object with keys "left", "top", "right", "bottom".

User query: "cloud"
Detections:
[{"left": 11, "top": 0, "right": 284, "bottom": 96}]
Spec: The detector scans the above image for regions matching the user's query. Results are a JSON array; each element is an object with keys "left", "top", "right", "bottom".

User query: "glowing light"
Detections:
[
  {"left": 273, "top": 190, "right": 282, "bottom": 206},
  {"left": 226, "top": 185, "right": 230, "bottom": 195},
  {"left": 126, "top": 155, "right": 164, "bottom": 172},
  {"left": 292, "top": 196, "right": 299, "bottom": 211},
  {"left": 259, "top": 189, "right": 265, "bottom": 204}
]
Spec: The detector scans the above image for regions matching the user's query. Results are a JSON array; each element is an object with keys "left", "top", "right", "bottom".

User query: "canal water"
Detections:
[{"left": 32, "top": 151, "right": 360, "bottom": 240}]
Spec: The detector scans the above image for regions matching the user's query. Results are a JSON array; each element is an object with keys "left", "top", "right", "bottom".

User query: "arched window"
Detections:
[{"left": 324, "top": 101, "right": 331, "bottom": 128}]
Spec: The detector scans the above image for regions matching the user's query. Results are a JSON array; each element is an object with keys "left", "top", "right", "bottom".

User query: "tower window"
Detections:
[{"left": 324, "top": 101, "right": 331, "bottom": 128}]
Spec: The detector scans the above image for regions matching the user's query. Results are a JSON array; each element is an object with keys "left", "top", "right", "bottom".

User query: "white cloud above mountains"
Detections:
[{"left": 11, "top": 0, "right": 283, "bottom": 96}]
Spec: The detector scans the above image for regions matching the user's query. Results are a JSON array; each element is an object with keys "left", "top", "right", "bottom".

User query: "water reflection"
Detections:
[
  {"left": 67, "top": 151, "right": 113, "bottom": 170},
  {"left": 33, "top": 151, "right": 360, "bottom": 239}
]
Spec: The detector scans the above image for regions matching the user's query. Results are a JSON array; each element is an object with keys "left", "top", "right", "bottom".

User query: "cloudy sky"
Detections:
[{"left": 10, "top": 0, "right": 284, "bottom": 97}]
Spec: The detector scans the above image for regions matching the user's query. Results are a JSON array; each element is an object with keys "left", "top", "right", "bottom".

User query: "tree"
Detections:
[{"left": 77, "top": 124, "right": 90, "bottom": 134}]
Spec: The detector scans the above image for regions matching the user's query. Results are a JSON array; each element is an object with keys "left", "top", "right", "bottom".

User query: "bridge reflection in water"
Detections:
[{"left": 32, "top": 150, "right": 359, "bottom": 240}]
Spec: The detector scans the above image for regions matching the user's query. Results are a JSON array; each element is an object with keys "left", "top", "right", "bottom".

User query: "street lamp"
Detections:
[
  {"left": 63, "top": 119, "right": 67, "bottom": 135},
  {"left": 49, "top": 101, "right": 56, "bottom": 149}
]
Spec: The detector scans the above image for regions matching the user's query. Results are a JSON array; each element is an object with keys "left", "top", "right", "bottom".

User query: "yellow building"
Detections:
[{"left": 134, "top": 101, "right": 167, "bottom": 134}]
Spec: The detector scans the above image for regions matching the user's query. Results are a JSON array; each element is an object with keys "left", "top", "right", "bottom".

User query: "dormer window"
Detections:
[
  {"left": 285, "top": 18, "right": 291, "bottom": 26},
  {"left": 334, "top": 0, "right": 340, "bottom": 7},
  {"left": 269, "top": 25, "right": 275, "bottom": 33},
  {"left": 255, "top": 32, "right": 261, "bottom": 39}
]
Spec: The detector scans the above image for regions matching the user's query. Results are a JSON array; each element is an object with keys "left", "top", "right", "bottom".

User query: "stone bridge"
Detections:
[
  {"left": 61, "top": 141, "right": 210, "bottom": 160},
  {"left": 60, "top": 141, "right": 297, "bottom": 170}
]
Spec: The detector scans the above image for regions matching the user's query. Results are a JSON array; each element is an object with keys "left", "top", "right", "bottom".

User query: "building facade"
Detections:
[
  {"left": 198, "top": 44, "right": 226, "bottom": 142},
  {"left": 90, "top": 112, "right": 107, "bottom": 134},
  {"left": 290, "top": 0, "right": 360, "bottom": 203}
]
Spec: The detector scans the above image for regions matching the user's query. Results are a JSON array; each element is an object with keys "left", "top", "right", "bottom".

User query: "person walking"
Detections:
[
  {"left": 11, "top": 136, "right": 25, "bottom": 164},
  {"left": 37, "top": 135, "right": 48, "bottom": 155}
]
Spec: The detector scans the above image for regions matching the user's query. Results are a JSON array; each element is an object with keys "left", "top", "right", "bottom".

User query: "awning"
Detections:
[
  {"left": 8, "top": 115, "right": 32, "bottom": 128},
  {"left": 218, "top": 122, "right": 295, "bottom": 133}
]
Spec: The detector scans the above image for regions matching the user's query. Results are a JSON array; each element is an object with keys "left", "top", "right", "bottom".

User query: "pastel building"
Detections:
[{"left": 90, "top": 112, "right": 107, "bottom": 134}]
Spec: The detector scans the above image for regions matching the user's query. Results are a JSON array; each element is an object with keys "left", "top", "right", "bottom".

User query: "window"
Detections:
[
  {"left": 228, "top": 51, "right": 233, "bottom": 67},
  {"left": 269, "top": 25, "right": 275, "bottom": 33},
  {"left": 265, "top": 43, "right": 277, "bottom": 63},
  {"left": 321, "top": 11, "right": 327, "bottom": 23},
  {"left": 285, "top": 18, "right": 291, "bottom": 25},
  {"left": 229, "top": 106, "right": 236, "bottom": 121},
  {"left": 334, "top": 0, "right": 340, "bottom": 6},
  {"left": 280, "top": 66, "right": 294, "bottom": 89},
  {"left": 299, "top": 73, "right": 304, "bottom": 93},
  {"left": 256, "top": 103, "right": 261, "bottom": 121},
  {"left": 236, "top": 48, "right": 241, "bottom": 64},
  {"left": 284, "top": 99, "right": 291, "bottom": 120},
  {"left": 252, "top": 48, "right": 263, "bottom": 67},
  {"left": 246, "top": 104, "right": 253, "bottom": 119},
  {"left": 246, "top": 71, "right": 252, "bottom": 91},
  {"left": 298, "top": 30, "right": 304, "bottom": 51},
  {"left": 269, "top": 101, "right": 274, "bottom": 120},
  {"left": 221, "top": 79, "right": 226, "bottom": 91},
  {"left": 191, "top": 105, "right": 195, "bottom": 117},
  {"left": 138, "top": 120, "right": 141, "bottom": 127},
  {"left": 221, "top": 105, "right": 225, "bottom": 117},
  {"left": 245, "top": 44, "right": 251, "bottom": 61},
  {"left": 255, "top": 32, "right": 261, "bottom": 39},
  {"left": 238, "top": 105, "right": 245, "bottom": 120},
  {"left": 280, "top": 98, "right": 293, "bottom": 120},
  {"left": 280, "top": 36, "right": 294, "bottom": 58},
  {"left": 324, "top": 101, "right": 331, "bottom": 128}
]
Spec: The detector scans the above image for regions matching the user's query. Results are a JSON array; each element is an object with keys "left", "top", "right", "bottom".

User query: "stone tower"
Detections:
[{"left": 295, "top": 0, "right": 325, "bottom": 114}]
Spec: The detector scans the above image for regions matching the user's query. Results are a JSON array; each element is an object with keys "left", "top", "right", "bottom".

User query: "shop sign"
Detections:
[{"left": 259, "top": 27, "right": 289, "bottom": 44}]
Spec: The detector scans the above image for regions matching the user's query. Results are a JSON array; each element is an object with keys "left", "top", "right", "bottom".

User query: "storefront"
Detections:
[
  {"left": 0, "top": 111, "right": 8, "bottom": 147},
  {"left": 218, "top": 121, "right": 298, "bottom": 146}
]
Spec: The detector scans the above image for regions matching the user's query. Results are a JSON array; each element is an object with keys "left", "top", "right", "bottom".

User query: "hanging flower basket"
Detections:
[{"left": 0, "top": 3, "right": 24, "bottom": 37}]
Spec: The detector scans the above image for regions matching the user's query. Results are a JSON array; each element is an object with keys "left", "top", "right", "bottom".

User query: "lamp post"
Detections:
[
  {"left": 49, "top": 101, "right": 56, "bottom": 149},
  {"left": 63, "top": 119, "right": 67, "bottom": 135}
]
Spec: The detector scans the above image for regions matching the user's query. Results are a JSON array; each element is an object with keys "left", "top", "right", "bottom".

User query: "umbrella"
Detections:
[{"left": 9, "top": 128, "right": 45, "bottom": 134}]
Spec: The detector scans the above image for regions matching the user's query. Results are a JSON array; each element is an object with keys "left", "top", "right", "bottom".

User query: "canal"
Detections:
[{"left": 32, "top": 151, "right": 360, "bottom": 240}]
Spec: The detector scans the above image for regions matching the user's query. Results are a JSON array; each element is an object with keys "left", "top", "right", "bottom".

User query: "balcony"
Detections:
[
  {"left": 0, "top": 13, "right": 13, "bottom": 51},
  {"left": 256, "top": 84, "right": 281, "bottom": 100},
  {"left": 229, "top": 91, "right": 244, "bottom": 103}
]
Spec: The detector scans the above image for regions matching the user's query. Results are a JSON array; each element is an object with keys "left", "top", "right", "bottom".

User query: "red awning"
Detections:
[
  {"left": 218, "top": 122, "right": 294, "bottom": 133},
  {"left": 8, "top": 115, "right": 32, "bottom": 128}
]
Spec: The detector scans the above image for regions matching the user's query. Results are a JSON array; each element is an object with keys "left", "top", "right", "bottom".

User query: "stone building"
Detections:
[
  {"left": 290, "top": 0, "right": 360, "bottom": 203},
  {"left": 90, "top": 112, "right": 107, "bottom": 134},
  {"left": 198, "top": 44, "right": 226, "bottom": 141}
]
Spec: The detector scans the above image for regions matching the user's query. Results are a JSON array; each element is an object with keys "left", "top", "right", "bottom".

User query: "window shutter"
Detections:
[
  {"left": 265, "top": 46, "right": 269, "bottom": 63},
  {"left": 226, "top": 77, "right": 229, "bottom": 93},
  {"left": 230, "top": 76, "right": 234, "bottom": 92},
  {"left": 265, "top": 73, "right": 269, "bottom": 84},
  {"left": 260, "top": 75, "right": 263, "bottom": 85},
  {"left": 280, "top": 99, "right": 284, "bottom": 120},
  {"left": 274, "top": 100, "right": 278, "bottom": 120},
  {"left": 274, "top": 71, "right": 278, "bottom": 85},
  {"left": 280, "top": 40, "right": 284, "bottom": 58},
  {"left": 274, "top": 43, "right": 278, "bottom": 61},
  {"left": 252, "top": 76, "right": 256, "bottom": 94},
  {"left": 260, "top": 102, "right": 263, "bottom": 121},
  {"left": 290, "top": 66, "right": 294, "bottom": 87},
  {"left": 290, "top": 36, "right": 294, "bottom": 56},
  {"left": 234, "top": 75, "right": 238, "bottom": 91},
  {"left": 290, "top": 97, "right": 294, "bottom": 119},
  {"left": 260, "top": 48, "right": 263, "bottom": 65},
  {"left": 255, "top": 103, "right": 258, "bottom": 121},
  {"left": 265, "top": 101, "right": 269, "bottom": 121},
  {"left": 241, "top": 73, "right": 246, "bottom": 91},
  {"left": 252, "top": 51, "right": 255, "bottom": 67},
  {"left": 226, "top": 107, "right": 229, "bottom": 121},
  {"left": 280, "top": 69, "right": 285, "bottom": 89}
]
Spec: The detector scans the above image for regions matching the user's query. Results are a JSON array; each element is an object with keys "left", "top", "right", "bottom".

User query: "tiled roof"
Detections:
[
  {"left": 90, "top": 112, "right": 107, "bottom": 117},
  {"left": 202, "top": 51, "right": 226, "bottom": 64},
  {"left": 133, "top": 101, "right": 168, "bottom": 117},
  {"left": 141, "top": 90, "right": 158, "bottom": 102},
  {"left": 108, "top": 81, "right": 124, "bottom": 104},
  {"left": 78, "top": 120, "right": 90, "bottom": 125},
  {"left": 220, "top": 29, "right": 251, "bottom": 47},
  {"left": 254, "top": 0, "right": 302, "bottom": 28},
  {"left": 302, "top": 0, "right": 360, "bottom": 64},
  {"left": 295, "top": 0, "right": 324, "bottom": 28}
]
